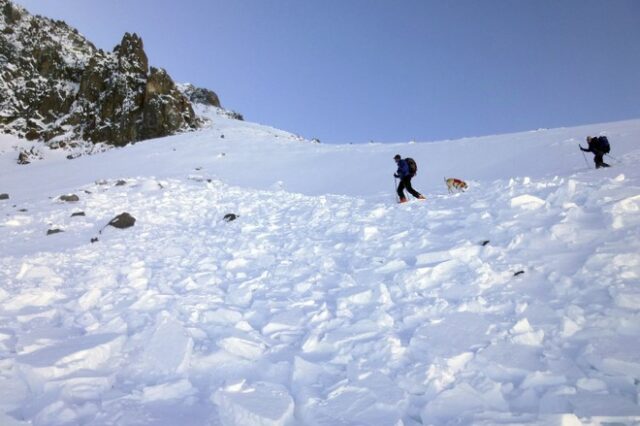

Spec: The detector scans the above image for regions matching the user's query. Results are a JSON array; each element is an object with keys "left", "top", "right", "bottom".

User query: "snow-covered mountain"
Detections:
[
  {"left": 0, "top": 0, "right": 227, "bottom": 147},
  {"left": 1, "top": 108, "right": 639, "bottom": 425}
]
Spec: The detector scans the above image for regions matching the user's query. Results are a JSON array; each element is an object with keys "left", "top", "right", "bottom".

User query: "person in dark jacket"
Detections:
[
  {"left": 580, "top": 136, "right": 610, "bottom": 169},
  {"left": 394, "top": 154, "right": 425, "bottom": 203}
]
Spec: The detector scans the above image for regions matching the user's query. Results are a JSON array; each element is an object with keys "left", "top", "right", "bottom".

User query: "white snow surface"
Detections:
[{"left": 1, "top": 110, "right": 640, "bottom": 425}]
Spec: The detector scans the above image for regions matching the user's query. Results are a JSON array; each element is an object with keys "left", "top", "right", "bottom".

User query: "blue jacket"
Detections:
[{"left": 396, "top": 159, "right": 411, "bottom": 178}]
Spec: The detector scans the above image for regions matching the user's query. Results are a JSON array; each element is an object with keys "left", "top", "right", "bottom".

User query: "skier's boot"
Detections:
[
  {"left": 418, "top": 195, "right": 426, "bottom": 200},
  {"left": 398, "top": 197, "right": 408, "bottom": 204}
]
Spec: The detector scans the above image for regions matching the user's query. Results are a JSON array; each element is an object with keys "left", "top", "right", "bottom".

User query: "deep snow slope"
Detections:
[{"left": 1, "top": 113, "right": 640, "bottom": 425}]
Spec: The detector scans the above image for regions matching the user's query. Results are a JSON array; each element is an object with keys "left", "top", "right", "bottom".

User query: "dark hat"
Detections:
[{"left": 393, "top": 154, "right": 401, "bottom": 160}]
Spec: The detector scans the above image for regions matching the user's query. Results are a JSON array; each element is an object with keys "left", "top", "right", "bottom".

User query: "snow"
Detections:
[{"left": 1, "top": 111, "right": 640, "bottom": 425}]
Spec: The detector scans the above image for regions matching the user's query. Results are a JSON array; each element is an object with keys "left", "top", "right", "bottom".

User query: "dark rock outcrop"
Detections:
[
  {"left": 142, "top": 67, "right": 197, "bottom": 139},
  {"left": 0, "top": 193, "right": 9, "bottom": 200},
  {"left": 0, "top": 0, "right": 221, "bottom": 146},
  {"left": 179, "top": 83, "right": 221, "bottom": 108},
  {"left": 59, "top": 194, "right": 79, "bottom": 202},
  {"left": 108, "top": 212, "right": 136, "bottom": 229},
  {"left": 223, "top": 213, "right": 238, "bottom": 222}
]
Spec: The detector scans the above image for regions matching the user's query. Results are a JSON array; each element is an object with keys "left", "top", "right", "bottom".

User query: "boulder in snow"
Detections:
[
  {"left": 0, "top": 193, "right": 8, "bottom": 200},
  {"left": 17, "top": 147, "right": 42, "bottom": 164},
  {"left": 108, "top": 213, "right": 136, "bottom": 229},
  {"left": 223, "top": 213, "right": 238, "bottom": 222},
  {"left": 59, "top": 194, "right": 80, "bottom": 202}
]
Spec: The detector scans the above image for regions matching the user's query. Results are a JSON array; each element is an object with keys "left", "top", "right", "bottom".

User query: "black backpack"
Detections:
[
  {"left": 595, "top": 136, "right": 610, "bottom": 154},
  {"left": 406, "top": 158, "right": 417, "bottom": 176}
]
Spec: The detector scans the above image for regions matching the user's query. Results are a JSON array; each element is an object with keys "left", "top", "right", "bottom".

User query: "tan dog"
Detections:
[{"left": 445, "top": 177, "right": 468, "bottom": 193}]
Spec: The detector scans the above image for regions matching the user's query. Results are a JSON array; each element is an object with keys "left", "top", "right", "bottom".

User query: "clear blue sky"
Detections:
[{"left": 13, "top": 0, "right": 640, "bottom": 143}]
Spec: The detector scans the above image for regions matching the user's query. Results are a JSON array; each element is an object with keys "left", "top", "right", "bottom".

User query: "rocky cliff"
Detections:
[{"left": 0, "top": 0, "right": 224, "bottom": 146}]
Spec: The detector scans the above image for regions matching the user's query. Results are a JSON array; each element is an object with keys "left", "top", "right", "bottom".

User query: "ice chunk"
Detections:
[
  {"left": 510, "top": 194, "right": 546, "bottom": 210},
  {"left": 537, "top": 414, "right": 583, "bottom": 426},
  {"left": 218, "top": 336, "right": 266, "bottom": 360},
  {"left": 375, "top": 259, "right": 407, "bottom": 274},
  {"left": 571, "top": 393, "right": 640, "bottom": 417},
  {"left": 610, "top": 194, "right": 640, "bottom": 229},
  {"left": 421, "top": 381, "right": 507, "bottom": 424},
  {"left": 33, "top": 401, "right": 79, "bottom": 425},
  {"left": 583, "top": 336, "right": 640, "bottom": 379},
  {"left": 576, "top": 378, "right": 607, "bottom": 393},
  {"left": 0, "top": 412, "right": 31, "bottom": 426},
  {"left": 212, "top": 381, "right": 295, "bottom": 426},
  {"left": 337, "top": 289, "right": 373, "bottom": 308},
  {"left": 300, "top": 372, "right": 406, "bottom": 425},
  {"left": 17, "top": 333, "right": 125, "bottom": 379},
  {"left": 416, "top": 250, "right": 452, "bottom": 266},
  {"left": 143, "top": 317, "right": 193, "bottom": 374},
  {"left": 520, "top": 371, "right": 566, "bottom": 389},
  {"left": 363, "top": 226, "right": 379, "bottom": 241},
  {"left": 0, "top": 374, "right": 29, "bottom": 416},
  {"left": 77, "top": 288, "right": 102, "bottom": 310},
  {"left": 52, "top": 376, "right": 114, "bottom": 401},
  {"left": 6, "top": 289, "right": 64, "bottom": 310},
  {"left": 510, "top": 318, "right": 544, "bottom": 346},
  {"left": 410, "top": 312, "right": 492, "bottom": 360},
  {"left": 141, "top": 379, "right": 196, "bottom": 402}
]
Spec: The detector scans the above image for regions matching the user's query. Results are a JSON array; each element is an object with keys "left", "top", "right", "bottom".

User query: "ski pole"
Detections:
[
  {"left": 579, "top": 145, "right": 590, "bottom": 168},
  {"left": 605, "top": 153, "right": 619, "bottom": 163},
  {"left": 394, "top": 177, "right": 399, "bottom": 203}
]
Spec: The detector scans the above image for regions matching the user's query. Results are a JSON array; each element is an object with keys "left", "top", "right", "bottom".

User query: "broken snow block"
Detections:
[
  {"left": 0, "top": 193, "right": 8, "bottom": 200},
  {"left": 59, "top": 194, "right": 79, "bottom": 202},
  {"left": 108, "top": 212, "right": 136, "bottom": 229},
  {"left": 143, "top": 317, "right": 193, "bottom": 374},
  {"left": 223, "top": 213, "right": 238, "bottom": 222},
  {"left": 212, "top": 381, "right": 294, "bottom": 426}
]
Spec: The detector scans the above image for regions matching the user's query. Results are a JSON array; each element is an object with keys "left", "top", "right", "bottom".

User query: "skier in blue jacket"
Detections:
[{"left": 394, "top": 154, "right": 425, "bottom": 203}]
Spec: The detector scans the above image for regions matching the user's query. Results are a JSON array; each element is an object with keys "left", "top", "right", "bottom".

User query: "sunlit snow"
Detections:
[{"left": 1, "top": 108, "right": 639, "bottom": 425}]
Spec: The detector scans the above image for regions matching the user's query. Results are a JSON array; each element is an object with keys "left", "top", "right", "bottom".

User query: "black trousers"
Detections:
[
  {"left": 593, "top": 152, "right": 609, "bottom": 168},
  {"left": 397, "top": 176, "right": 421, "bottom": 199}
]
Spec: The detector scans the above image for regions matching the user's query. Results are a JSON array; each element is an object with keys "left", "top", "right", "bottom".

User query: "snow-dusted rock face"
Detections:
[
  {"left": 0, "top": 0, "right": 217, "bottom": 146},
  {"left": 179, "top": 83, "right": 221, "bottom": 109}
]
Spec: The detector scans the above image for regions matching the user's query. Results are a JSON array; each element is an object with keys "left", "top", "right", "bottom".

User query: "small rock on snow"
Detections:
[{"left": 59, "top": 194, "right": 79, "bottom": 202}]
